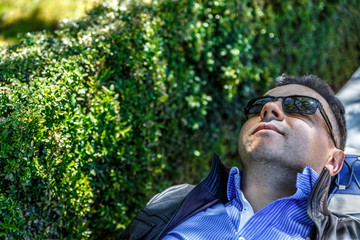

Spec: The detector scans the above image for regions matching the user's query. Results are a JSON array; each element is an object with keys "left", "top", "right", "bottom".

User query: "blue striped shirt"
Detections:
[{"left": 163, "top": 166, "right": 319, "bottom": 240}]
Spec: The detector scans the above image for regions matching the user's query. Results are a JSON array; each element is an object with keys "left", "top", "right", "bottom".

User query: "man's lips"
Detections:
[{"left": 252, "top": 123, "right": 284, "bottom": 135}]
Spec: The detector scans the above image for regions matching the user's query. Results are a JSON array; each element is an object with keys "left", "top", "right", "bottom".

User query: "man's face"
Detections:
[{"left": 238, "top": 84, "right": 338, "bottom": 174}]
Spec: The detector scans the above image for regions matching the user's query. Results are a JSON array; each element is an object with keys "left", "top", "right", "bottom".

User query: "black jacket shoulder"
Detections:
[
  {"left": 120, "top": 184, "right": 195, "bottom": 240},
  {"left": 120, "top": 153, "right": 229, "bottom": 240}
]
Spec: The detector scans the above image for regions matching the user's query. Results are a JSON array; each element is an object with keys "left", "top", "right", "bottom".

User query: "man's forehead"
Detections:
[{"left": 265, "top": 84, "right": 324, "bottom": 102}]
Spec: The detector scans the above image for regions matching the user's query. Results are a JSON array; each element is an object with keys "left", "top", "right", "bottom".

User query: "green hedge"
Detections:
[{"left": 0, "top": 0, "right": 359, "bottom": 238}]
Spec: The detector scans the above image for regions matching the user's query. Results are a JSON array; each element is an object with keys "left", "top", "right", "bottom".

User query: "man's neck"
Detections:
[{"left": 241, "top": 164, "right": 298, "bottom": 213}]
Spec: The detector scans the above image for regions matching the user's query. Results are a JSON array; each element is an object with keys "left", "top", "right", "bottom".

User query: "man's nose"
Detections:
[{"left": 260, "top": 100, "right": 285, "bottom": 121}]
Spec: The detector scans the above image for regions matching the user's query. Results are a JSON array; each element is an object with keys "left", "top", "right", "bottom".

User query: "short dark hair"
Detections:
[{"left": 274, "top": 74, "right": 347, "bottom": 150}]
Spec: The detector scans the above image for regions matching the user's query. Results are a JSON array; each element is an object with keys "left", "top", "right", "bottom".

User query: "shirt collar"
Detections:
[
  {"left": 226, "top": 165, "right": 320, "bottom": 201},
  {"left": 295, "top": 166, "right": 319, "bottom": 196},
  {"left": 227, "top": 167, "right": 242, "bottom": 201}
]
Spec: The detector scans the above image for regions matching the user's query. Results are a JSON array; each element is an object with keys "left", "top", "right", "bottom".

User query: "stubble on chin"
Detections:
[
  {"left": 241, "top": 140, "right": 309, "bottom": 174},
  {"left": 240, "top": 136, "right": 286, "bottom": 166}
]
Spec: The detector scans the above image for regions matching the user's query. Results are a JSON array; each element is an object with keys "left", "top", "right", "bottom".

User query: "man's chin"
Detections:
[
  {"left": 244, "top": 138, "right": 283, "bottom": 152},
  {"left": 242, "top": 144, "right": 285, "bottom": 163}
]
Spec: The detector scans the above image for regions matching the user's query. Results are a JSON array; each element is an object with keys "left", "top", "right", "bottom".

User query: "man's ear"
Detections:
[{"left": 325, "top": 149, "right": 345, "bottom": 176}]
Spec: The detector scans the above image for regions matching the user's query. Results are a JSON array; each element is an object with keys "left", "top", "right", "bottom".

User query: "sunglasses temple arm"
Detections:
[{"left": 319, "top": 107, "right": 337, "bottom": 147}]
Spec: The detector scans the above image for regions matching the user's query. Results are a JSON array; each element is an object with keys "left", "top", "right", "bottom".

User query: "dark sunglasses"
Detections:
[{"left": 244, "top": 95, "right": 337, "bottom": 147}]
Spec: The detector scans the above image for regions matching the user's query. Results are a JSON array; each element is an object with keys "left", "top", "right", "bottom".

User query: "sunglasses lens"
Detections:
[
  {"left": 247, "top": 97, "right": 274, "bottom": 114},
  {"left": 246, "top": 96, "right": 320, "bottom": 116},
  {"left": 283, "top": 96, "right": 318, "bottom": 114}
]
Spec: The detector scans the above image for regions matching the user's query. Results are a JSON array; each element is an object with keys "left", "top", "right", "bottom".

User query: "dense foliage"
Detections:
[{"left": 0, "top": 0, "right": 359, "bottom": 238}]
